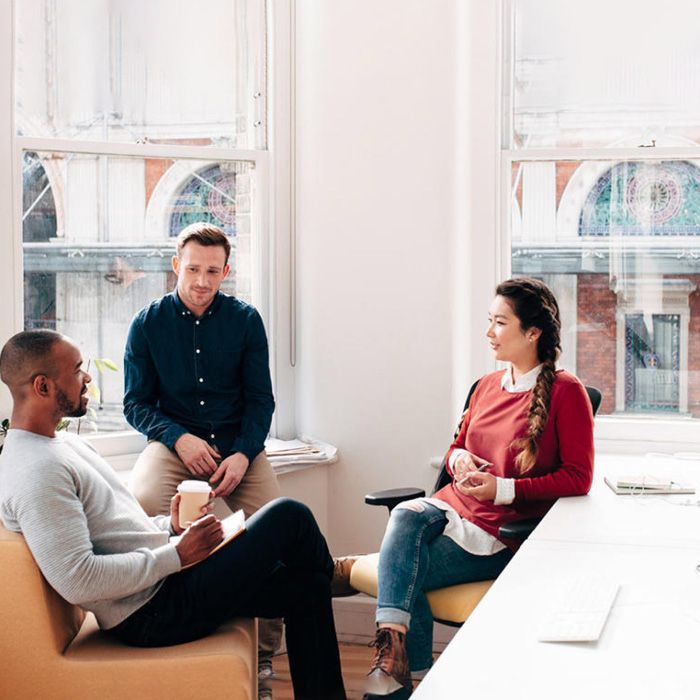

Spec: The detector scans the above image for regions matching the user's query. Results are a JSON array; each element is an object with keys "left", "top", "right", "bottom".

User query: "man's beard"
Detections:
[{"left": 56, "top": 387, "right": 87, "bottom": 418}]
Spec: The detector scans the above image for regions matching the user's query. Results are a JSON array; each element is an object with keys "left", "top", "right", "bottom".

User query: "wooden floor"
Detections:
[
  {"left": 265, "top": 642, "right": 374, "bottom": 700},
  {"left": 265, "top": 642, "right": 436, "bottom": 699}
]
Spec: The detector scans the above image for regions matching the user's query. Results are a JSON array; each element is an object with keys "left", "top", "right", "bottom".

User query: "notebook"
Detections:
[
  {"left": 171, "top": 509, "right": 246, "bottom": 567},
  {"left": 604, "top": 475, "right": 695, "bottom": 495}
]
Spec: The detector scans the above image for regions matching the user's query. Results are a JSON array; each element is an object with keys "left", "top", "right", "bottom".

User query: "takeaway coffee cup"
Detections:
[{"left": 177, "top": 480, "right": 211, "bottom": 529}]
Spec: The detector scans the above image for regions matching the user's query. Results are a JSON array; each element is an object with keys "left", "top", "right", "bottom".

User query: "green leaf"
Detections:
[{"left": 93, "top": 357, "right": 118, "bottom": 373}]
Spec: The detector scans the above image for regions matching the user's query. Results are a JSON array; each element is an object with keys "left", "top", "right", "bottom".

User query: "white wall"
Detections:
[{"left": 294, "top": 0, "right": 500, "bottom": 554}]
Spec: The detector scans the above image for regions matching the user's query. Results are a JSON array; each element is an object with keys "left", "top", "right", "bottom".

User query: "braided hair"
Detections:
[{"left": 496, "top": 278, "right": 561, "bottom": 473}]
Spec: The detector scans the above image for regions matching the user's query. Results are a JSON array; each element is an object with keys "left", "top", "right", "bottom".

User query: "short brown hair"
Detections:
[{"left": 176, "top": 222, "right": 231, "bottom": 264}]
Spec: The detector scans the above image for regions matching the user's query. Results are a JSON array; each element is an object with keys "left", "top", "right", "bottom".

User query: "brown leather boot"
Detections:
[{"left": 363, "top": 627, "right": 412, "bottom": 699}]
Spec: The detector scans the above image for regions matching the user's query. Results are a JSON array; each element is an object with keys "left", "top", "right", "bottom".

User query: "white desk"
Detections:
[
  {"left": 413, "top": 454, "right": 700, "bottom": 699},
  {"left": 530, "top": 454, "right": 700, "bottom": 548}
]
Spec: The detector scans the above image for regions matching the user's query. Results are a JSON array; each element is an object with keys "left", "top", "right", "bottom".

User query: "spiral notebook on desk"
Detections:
[{"left": 604, "top": 475, "right": 695, "bottom": 495}]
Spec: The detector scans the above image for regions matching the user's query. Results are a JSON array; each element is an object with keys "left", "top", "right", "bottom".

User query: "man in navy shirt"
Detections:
[{"left": 123, "top": 222, "right": 282, "bottom": 689}]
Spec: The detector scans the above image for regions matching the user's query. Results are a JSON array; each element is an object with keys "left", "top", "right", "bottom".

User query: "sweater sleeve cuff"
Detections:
[
  {"left": 448, "top": 449, "right": 469, "bottom": 471},
  {"left": 150, "top": 514, "right": 173, "bottom": 533},
  {"left": 494, "top": 477, "right": 515, "bottom": 506},
  {"left": 152, "top": 542, "right": 182, "bottom": 576}
]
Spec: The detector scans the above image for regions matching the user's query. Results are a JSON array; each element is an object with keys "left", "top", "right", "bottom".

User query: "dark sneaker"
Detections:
[
  {"left": 258, "top": 655, "right": 274, "bottom": 681},
  {"left": 331, "top": 556, "right": 358, "bottom": 597},
  {"left": 363, "top": 628, "right": 412, "bottom": 699}
]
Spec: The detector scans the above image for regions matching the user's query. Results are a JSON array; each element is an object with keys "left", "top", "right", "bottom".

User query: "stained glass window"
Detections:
[
  {"left": 579, "top": 162, "right": 700, "bottom": 237},
  {"left": 169, "top": 164, "right": 238, "bottom": 237}
]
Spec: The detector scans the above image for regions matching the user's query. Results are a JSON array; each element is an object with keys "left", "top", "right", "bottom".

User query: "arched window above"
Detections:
[
  {"left": 168, "top": 163, "right": 240, "bottom": 238},
  {"left": 579, "top": 161, "right": 700, "bottom": 237},
  {"left": 22, "top": 151, "right": 57, "bottom": 243}
]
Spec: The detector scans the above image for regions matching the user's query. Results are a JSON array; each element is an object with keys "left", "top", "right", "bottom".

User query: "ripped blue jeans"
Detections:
[{"left": 376, "top": 501, "right": 513, "bottom": 674}]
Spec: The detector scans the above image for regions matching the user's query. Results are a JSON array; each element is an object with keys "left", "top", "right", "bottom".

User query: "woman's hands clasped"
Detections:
[{"left": 453, "top": 452, "right": 497, "bottom": 502}]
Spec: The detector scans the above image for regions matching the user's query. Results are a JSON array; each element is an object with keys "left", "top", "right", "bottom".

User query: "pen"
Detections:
[{"left": 457, "top": 462, "right": 492, "bottom": 485}]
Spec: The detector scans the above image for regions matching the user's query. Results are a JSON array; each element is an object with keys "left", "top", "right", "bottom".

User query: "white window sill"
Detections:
[
  {"left": 113, "top": 455, "right": 335, "bottom": 486},
  {"left": 595, "top": 414, "right": 700, "bottom": 448},
  {"left": 270, "top": 456, "right": 338, "bottom": 477},
  {"left": 84, "top": 430, "right": 147, "bottom": 457},
  {"left": 86, "top": 429, "right": 339, "bottom": 478}
]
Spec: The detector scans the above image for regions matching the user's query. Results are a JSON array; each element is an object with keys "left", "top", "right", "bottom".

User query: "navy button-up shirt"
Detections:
[{"left": 123, "top": 291, "right": 275, "bottom": 463}]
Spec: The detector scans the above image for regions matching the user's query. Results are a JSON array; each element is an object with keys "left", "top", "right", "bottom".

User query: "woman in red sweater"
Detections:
[{"left": 364, "top": 278, "right": 595, "bottom": 700}]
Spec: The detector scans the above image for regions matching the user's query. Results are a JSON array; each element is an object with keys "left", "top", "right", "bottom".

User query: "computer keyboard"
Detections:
[{"left": 537, "top": 577, "right": 620, "bottom": 642}]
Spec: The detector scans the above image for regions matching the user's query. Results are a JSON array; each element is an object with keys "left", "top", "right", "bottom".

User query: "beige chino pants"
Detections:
[{"left": 129, "top": 441, "right": 283, "bottom": 658}]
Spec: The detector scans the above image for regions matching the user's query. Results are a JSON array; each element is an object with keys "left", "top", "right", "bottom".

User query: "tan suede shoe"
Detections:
[{"left": 331, "top": 556, "right": 359, "bottom": 597}]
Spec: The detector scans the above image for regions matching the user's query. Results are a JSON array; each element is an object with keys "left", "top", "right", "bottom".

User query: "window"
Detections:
[
  {"left": 21, "top": 152, "right": 260, "bottom": 430},
  {"left": 504, "top": 0, "right": 700, "bottom": 429},
  {"left": 12, "top": 0, "right": 271, "bottom": 433}
]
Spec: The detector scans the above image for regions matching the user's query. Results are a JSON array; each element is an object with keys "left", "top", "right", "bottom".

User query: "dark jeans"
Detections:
[{"left": 111, "top": 497, "right": 346, "bottom": 700}]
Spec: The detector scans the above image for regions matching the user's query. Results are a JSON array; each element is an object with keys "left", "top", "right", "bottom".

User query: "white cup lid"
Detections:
[{"left": 177, "top": 480, "right": 211, "bottom": 493}]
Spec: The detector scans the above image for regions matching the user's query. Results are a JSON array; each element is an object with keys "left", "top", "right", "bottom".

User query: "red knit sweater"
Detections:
[{"left": 435, "top": 369, "right": 594, "bottom": 547}]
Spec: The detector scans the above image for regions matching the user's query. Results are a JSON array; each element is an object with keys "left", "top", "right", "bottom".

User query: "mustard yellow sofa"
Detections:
[{"left": 0, "top": 523, "right": 257, "bottom": 700}]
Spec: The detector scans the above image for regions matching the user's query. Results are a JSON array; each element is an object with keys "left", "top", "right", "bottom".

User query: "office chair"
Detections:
[{"left": 349, "top": 382, "right": 602, "bottom": 626}]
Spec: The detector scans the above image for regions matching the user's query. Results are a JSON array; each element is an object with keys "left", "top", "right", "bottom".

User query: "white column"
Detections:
[
  {"left": 521, "top": 162, "right": 556, "bottom": 243},
  {"left": 0, "top": 0, "right": 17, "bottom": 416},
  {"left": 547, "top": 274, "right": 577, "bottom": 374}
]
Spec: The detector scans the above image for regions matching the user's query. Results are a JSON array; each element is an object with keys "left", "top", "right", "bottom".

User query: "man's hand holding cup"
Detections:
[{"left": 170, "top": 480, "right": 216, "bottom": 535}]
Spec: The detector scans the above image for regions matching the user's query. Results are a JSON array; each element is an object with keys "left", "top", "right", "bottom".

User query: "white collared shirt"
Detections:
[{"left": 501, "top": 362, "right": 543, "bottom": 393}]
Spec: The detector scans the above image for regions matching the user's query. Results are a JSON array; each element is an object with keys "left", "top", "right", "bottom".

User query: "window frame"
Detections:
[
  {"left": 501, "top": 2, "right": 700, "bottom": 451},
  {"left": 0, "top": 1, "right": 297, "bottom": 455}
]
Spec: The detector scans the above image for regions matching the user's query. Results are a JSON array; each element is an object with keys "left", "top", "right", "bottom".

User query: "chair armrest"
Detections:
[
  {"left": 365, "top": 488, "right": 426, "bottom": 512},
  {"left": 498, "top": 517, "right": 542, "bottom": 542}
]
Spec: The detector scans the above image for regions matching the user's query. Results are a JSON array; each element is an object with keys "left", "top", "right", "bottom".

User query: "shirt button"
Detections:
[
  {"left": 181, "top": 312, "right": 185, "bottom": 316},
  {"left": 199, "top": 378, "right": 204, "bottom": 383},
  {"left": 200, "top": 400, "right": 205, "bottom": 406},
  {"left": 210, "top": 433, "right": 215, "bottom": 439},
  {"left": 196, "top": 349, "right": 201, "bottom": 354},
  {"left": 195, "top": 320, "right": 200, "bottom": 325}
]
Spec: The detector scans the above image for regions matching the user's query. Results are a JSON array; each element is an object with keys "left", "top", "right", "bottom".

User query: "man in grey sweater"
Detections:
[{"left": 0, "top": 330, "right": 347, "bottom": 700}]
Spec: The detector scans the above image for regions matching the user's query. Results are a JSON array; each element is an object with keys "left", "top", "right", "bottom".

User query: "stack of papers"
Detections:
[{"left": 265, "top": 437, "right": 338, "bottom": 465}]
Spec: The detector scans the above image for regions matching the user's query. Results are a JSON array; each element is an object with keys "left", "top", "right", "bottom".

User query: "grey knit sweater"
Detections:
[{"left": 0, "top": 429, "right": 182, "bottom": 629}]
